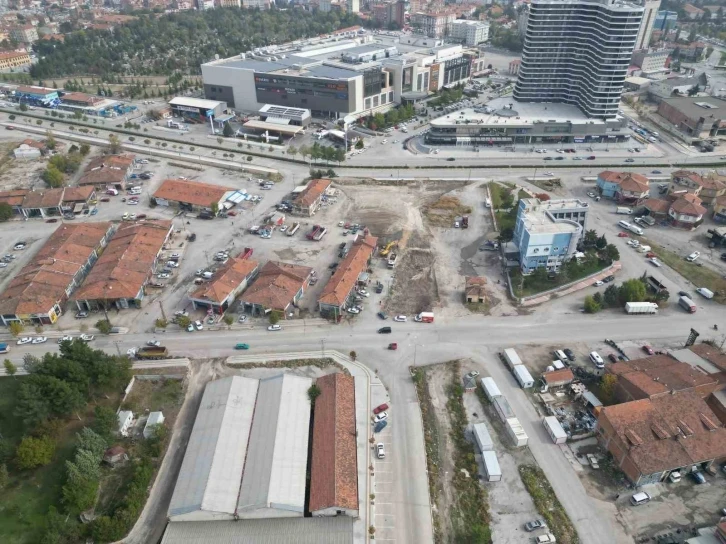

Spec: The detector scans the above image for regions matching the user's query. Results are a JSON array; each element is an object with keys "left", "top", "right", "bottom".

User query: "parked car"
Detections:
[
  {"left": 80, "top": 334, "right": 94, "bottom": 342},
  {"left": 376, "top": 443, "right": 386, "bottom": 459},
  {"left": 147, "top": 340, "right": 161, "bottom": 347},
  {"left": 238, "top": 314, "right": 247, "bottom": 323},
  {"left": 668, "top": 471, "right": 681, "bottom": 483},
  {"left": 268, "top": 324, "right": 282, "bottom": 331},
  {"left": 374, "top": 420, "right": 388, "bottom": 433},
  {"left": 691, "top": 471, "right": 706, "bottom": 484},
  {"left": 31, "top": 336, "right": 48, "bottom": 344},
  {"left": 524, "top": 519, "right": 547, "bottom": 532},
  {"left": 16, "top": 337, "right": 31, "bottom": 345},
  {"left": 187, "top": 323, "right": 195, "bottom": 332},
  {"left": 394, "top": 315, "right": 407, "bottom": 322},
  {"left": 594, "top": 280, "right": 604, "bottom": 287},
  {"left": 374, "top": 411, "right": 388, "bottom": 423},
  {"left": 58, "top": 335, "right": 73, "bottom": 343},
  {"left": 590, "top": 351, "right": 605, "bottom": 368},
  {"left": 642, "top": 345, "right": 654, "bottom": 355},
  {"left": 373, "top": 403, "right": 389, "bottom": 414},
  {"left": 563, "top": 348, "right": 575, "bottom": 361},
  {"left": 603, "top": 275, "right": 615, "bottom": 283},
  {"left": 194, "top": 320, "right": 203, "bottom": 331},
  {"left": 377, "top": 311, "right": 388, "bottom": 320},
  {"left": 608, "top": 353, "right": 618, "bottom": 363},
  {"left": 75, "top": 311, "right": 89, "bottom": 319}
]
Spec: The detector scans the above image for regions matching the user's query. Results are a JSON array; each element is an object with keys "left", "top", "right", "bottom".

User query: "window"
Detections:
[
  {"left": 533, "top": 248, "right": 539, "bottom": 253},
  {"left": 553, "top": 247, "right": 559, "bottom": 251}
]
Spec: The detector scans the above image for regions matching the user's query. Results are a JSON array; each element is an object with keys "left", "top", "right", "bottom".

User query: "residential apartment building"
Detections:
[
  {"left": 596, "top": 171, "right": 650, "bottom": 204},
  {"left": 0, "top": 223, "right": 114, "bottom": 326},
  {"left": 631, "top": 48, "right": 670, "bottom": 76},
  {"left": 654, "top": 9, "right": 678, "bottom": 31},
  {"left": 512, "top": 198, "right": 589, "bottom": 273},
  {"left": 371, "top": 0, "right": 405, "bottom": 28},
  {"left": 670, "top": 169, "right": 726, "bottom": 205},
  {"left": 514, "top": 0, "right": 644, "bottom": 120},
  {"left": 0, "top": 50, "right": 31, "bottom": 70},
  {"left": 10, "top": 25, "right": 38, "bottom": 44},
  {"left": 411, "top": 11, "right": 455, "bottom": 38},
  {"left": 449, "top": 20, "right": 490, "bottom": 46},
  {"left": 635, "top": 0, "right": 660, "bottom": 50}
]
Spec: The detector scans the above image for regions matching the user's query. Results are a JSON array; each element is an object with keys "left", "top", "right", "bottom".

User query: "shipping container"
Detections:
[
  {"left": 513, "top": 365, "right": 534, "bottom": 388},
  {"left": 482, "top": 450, "right": 502, "bottom": 482},
  {"left": 472, "top": 422, "right": 494, "bottom": 452},
  {"left": 480, "top": 377, "right": 501, "bottom": 401},
  {"left": 624, "top": 302, "right": 658, "bottom": 314},
  {"left": 505, "top": 417, "right": 528, "bottom": 447},
  {"left": 502, "top": 348, "right": 523, "bottom": 370},
  {"left": 493, "top": 396, "right": 515, "bottom": 423},
  {"left": 543, "top": 416, "right": 567, "bottom": 444}
]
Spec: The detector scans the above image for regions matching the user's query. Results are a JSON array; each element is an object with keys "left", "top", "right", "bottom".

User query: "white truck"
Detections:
[
  {"left": 624, "top": 302, "right": 659, "bottom": 314},
  {"left": 616, "top": 207, "right": 632, "bottom": 215}
]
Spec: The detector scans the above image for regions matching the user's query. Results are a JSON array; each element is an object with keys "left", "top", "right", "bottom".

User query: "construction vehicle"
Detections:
[
  {"left": 387, "top": 252, "right": 398, "bottom": 269},
  {"left": 380, "top": 241, "right": 397, "bottom": 256},
  {"left": 133, "top": 346, "right": 169, "bottom": 360}
]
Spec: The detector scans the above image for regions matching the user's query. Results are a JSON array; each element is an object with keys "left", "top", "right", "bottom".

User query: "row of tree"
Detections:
[{"left": 584, "top": 275, "right": 665, "bottom": 313}]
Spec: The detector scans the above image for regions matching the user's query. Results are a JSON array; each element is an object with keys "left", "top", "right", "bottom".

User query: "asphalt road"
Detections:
[{"left": 4, "top": 309, "right": 722, "bottom": 544}]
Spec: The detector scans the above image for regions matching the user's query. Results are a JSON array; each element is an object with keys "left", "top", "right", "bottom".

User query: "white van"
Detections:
[
  {"left": 554, "top": 350, "right": 568, "bottom": 362},
  {"left": 589, "top": 351, "right": 604, "bottom": 369},
  {"left": 618, "top": 220, "right": 632, "bottom": 230},
  {"left": 630, "top": 492, "right": 651, "bottom": 506}
]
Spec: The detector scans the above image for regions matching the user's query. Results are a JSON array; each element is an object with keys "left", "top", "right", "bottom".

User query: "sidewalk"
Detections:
[{"left": 226, "top": 350, "right": 380, "bottom": 544}]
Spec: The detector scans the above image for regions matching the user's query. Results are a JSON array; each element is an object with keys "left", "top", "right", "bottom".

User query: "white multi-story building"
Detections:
[
  {"left": 347, "top": 0, "right": 359, "bottom": 13},
  {"left": 450, "top": 20, "right": 490, "bottom": 46},
  {"left": 514, "top": 0, "right": 644, "bottom": 120},
  {"left": 635, "top": 0, "right": 661, "bottom": 51},
  {"left": 411, "top": 12, "right": 456, "bottom": 38}
]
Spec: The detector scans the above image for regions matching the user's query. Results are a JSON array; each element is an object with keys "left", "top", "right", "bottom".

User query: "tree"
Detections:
[
  {"left": 619, "top": 278, "right": 646, "bottom": 305},
  {"left": 0, "top": 463, "right": 7, "bottom": 489},
  {"left": 600, "top": 373, "right": 618, "bottom": 404},
  {"left": 269, "top": 311, "right": 281, "bottom": 325},
  {"left": 45, "top": 132, "right": 56, "bottom": 150},
  {"left": 603, "top": 284, "right": 619, "bottom": 307},
  {"left": 222, "top": 122, "right": 234, "bottom": 137},
  {"left": 0, "top": 202, "right": 12, "bottom": 221},
  {"left": 210, "top": 201, "right": 219, "bottom": 216},
  {"left": 355, "top": 139, "right": 364, "bottom": 150},
  {"left": 9, "top": 321, "right": 24, "bottom": 337},
  {"left": 92, "top": 405, "right": 118, "bottom": 442},
  {"left": 223, "top": 315, "right": 234, "bottom": 328},
  {"left": 4, "top": 359, "right": 17, "bottom": 378},
  {"left": 583, "top": 229, "right": 598, "bottom": 248},
  {"left": 75, "top": 427, "right": 107, "bottom": 459},
  {"left": 95, "top": 319, "right": 112, "bottom": 335},
  {"left": 595, "top": 234, "right": 607, "bottom": 250},
  {"left": 107, "top": 134, "right": 121, "bottom": 154},
  {"left": 15, "top": 435, "right": 56, "bottom": 469},
  {"left": 307, "top": 383, "right": 321, "bottom": 405},
  {"left": 176, "top": 315, "right": 191, "bottom": 329},
  {"left": 583, "top": 295, "right": 601, "bottom": 314},
  {"left": 216, "top": 137, "right": 223, "bottom": 145},
  {"left": 42, "top": 166, "right": 64, "bottom": 188},
  {"left": 593, "top": 292, "right": 603, "bottom": 306},
  {"left": 19, "top": 103, "right": 28, "bottom": 112},
  {"left": 604, "top": 244, "right": 620, "bottom": 263},
  {"left": 349, "top": 350, "right": 357, "bottom": 361}
]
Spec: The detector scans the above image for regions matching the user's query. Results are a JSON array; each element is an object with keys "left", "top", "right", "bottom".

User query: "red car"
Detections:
[
  {"left": 617, "top": 232, "right": 629, "bottom": 238},
  {"left": 373, "top": 403, "right": 389, "bottom": 414},
  {"left": 100, "top": 197, "right": 110, "bottom": 202},
  {"left": 642, "top": 345, "right": 654, "bottom": 355},
  {"left": 645, "top": 252, "right": 656, "bottom": 258}
]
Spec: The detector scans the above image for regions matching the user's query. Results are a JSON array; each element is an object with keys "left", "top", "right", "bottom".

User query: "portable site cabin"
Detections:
[
  {"left": 492, "top": 396, "right": 515, "bottom": 424},
  {"left": 505, "top": 417, "right": 528, "bottom": 447},
  {"left": 513, "top": 365, "right": 534, "bottom": 388},
  {"left": 482, "top": 451, "right": 502, "bottom": 482},
  {"left": 543, "top": 416, "right": 567, "bottom": 444},
  {"left": 472, "top": 422, "right": 494, "bottom": 453},
  {"left": 480, "top": 377, "right": 501, "bottom": 401},
  {"left": 503, "top": 348, "right": 523, "bottom": 370}
]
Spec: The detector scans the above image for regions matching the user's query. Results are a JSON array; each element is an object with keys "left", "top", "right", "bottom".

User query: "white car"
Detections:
[
  {"left": 268, "top": 324, "right": 282, "bottom": 331},
  {"left": 147, "top": 340, "right": 161, "bottom": 347},
  {"left": 394, "top": 315, "right": 407, "bottom": 322},
  {"left": 127, "top": 348, "right": 137, "bottom": 357},
  {"left": 166, "top": 261, "right": 179, "bottom": 268},
  {"left": 194, "top": 320, "right": 203, "bottom": 331},
  {"left": 590, "top": 351, "right": 605, "bottom": 368},
  {"left": 170, "top": 253, "right": 181, "bottom": 258},
  {"left": 347, "top": 307, "right": 361, "bottom": 314},
  {"left": 16, "top": 337, "right": 31, "bottom": 345},
  {"left": 238, "top": 314, "right": 247, "bottom": 323},
  {"left": 80, "top": 334, "right": 94, "bottom": 342},
  {"left": 357, "top": 291, "right": 370, "bottom": 298},
  {"left": 58, "top": 335, "right": 73, "bottom": 343},
  {"left": 31, "top": 336, "right": 47, "bottom": 344},
  {"left": 187, "top": 324, "right": 195, "bottom": 332},
  {"left": 13, "top": 243, "right": 26, "bottom": 250},
  {"left": 374, "top": 411, "right": 388, "bottom": 423},
  {"left": 649, "top": 258, "right": 662, "bottom": 267},
  {"left": 0, "top": 263, "right": 7, "bottom": 268},
  {"left": 376, "top": 442, "right": 386, "bottom": 459},
  {"left": 157, "top": 273, "right": 170, "bottom": 279},
  {"left": 174, "top": 310, "right": 189, "bottom": 317},
  {"left": 686, "top": 251, "right": 700, "bottom": 262}
]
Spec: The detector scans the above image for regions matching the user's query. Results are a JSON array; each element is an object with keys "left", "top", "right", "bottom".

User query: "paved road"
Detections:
[{"left": 4, "top": 309, "right": 722, "bottom": 544}]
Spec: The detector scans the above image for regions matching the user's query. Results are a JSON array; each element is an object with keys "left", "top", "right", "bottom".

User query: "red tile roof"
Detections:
[
  {"left": 190, "top": 257, "right": 259, "bottom": 304},
  {"left": 599, "top": 171, "right": 649, "bottom": 193},
  {"left": 309, "top": 373, "right": 358, "bottom": 514},
  {"left": 599, "top": 391, "right": 726, "bottom": 476},
  {"left": 670, "top": 195, "right": 706, "bottom": 217},
  {"left": 543, "top": 368, "right": 574, "bottom": 386},
  {"left": 0, "top": 189, "right": 29, "bottom": 207},
  {"left": 73, "top": 220, "right": 172, "bottom": 301},
  {"left": 319, "top": 234, "right": 377, "bottom": 307},
  {"left": 241, "top": 261, "right": 312, "bottom": 312},
  {"left": 153, "top": 179, "right": 233, "bottom": 208},
  {"left": 608, "top": 354, "right": 717, "bottom": 398},
  {"left": 78, "top": 154, "right": 135, "bottom": 186},
  {"left": 293, "top": 178, "right": 332, "bottom": 209},
  {"left": 21, "top": 188, "right": 64, "bottom": 209},
  {"left": 0, "top": 222, "right": 112, "bottom": 315},
  {"left": 689, "top": 344, "right": 726, "bottom": 372},
  {"left": 643, "top": 198, "right": 671, "bottom": 214}
]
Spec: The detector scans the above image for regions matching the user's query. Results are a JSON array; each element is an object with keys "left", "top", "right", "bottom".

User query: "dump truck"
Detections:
[
  {"left": 134, "top": 346, "right": 169, "bottom": 360},
  {"left": 306, "top": 225, "right": 322, "bottom": 240},
  {"left": 624, "top": 302, "right": 659, "bottom": 314},
  {"left": 286, "top": 222, "right": 300, "bottom": 236}
]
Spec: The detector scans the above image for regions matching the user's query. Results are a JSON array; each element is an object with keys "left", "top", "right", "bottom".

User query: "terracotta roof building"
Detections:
[
  {"left": 670, "top": 169, "right": 726, "bottom": 205},
  {"left": 72, "top": 220, "right": 172, "bottom": 311},
  {"left": 668, "top": 193, "right": 706, "bottom": 228},
  {"left": 309, "top": 373, "right": 359, "bottom": 517},
  {"left": 0, "top": 189, "right": 29, "bottom": 215},
  {"left": 153, "top": 179, "right": 234, "bottom": 212},
  {"left": 597, "top": 390, "right": 726, "bottom": 485},
  {"left": 0, "top": 186, "right": 96, "bottom": 218},
  {"left": 0, "top": 50, "right": 31, "bottom": 69},
  {"left": 643, "top": 198, "right": 671, "bottom": 216},
  {"left": 606, "top": 354, "right": 721, "bottom": 403},
  {"left": 0, "top": 222, "right": 114, "bottom": 326},
  {"left": 239, "top": 261, "right": 313, "bottom": 317},
  {"left": 596, "top": 171, "right": 650, "bottom": 203},
  {"left": 189, "top": 257, "right": 259, "bottom": 314},
  {"left": 542, "top": 368, "right": 574, "bottom": 387},
  {"left": 319, "top": 234, "right": 377, "bottom": 316},
  {"left": 291, "top": 179, "right": 332, "bottom": 216},
  {"left": 464, "top": 276, "right": 487, "bottom": 303},
  {"left": 77, "top": 154, "right": 135, "bottom": 190}
]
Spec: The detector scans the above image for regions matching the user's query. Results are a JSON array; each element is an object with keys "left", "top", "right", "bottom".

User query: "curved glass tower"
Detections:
[{"left": 513, "top": 0, "right": 644, "bottom": 120}]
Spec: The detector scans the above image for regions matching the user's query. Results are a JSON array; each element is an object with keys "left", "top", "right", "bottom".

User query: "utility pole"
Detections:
[
  {"left": 321, "top": 339, "right": 326, "bottom": 357},
  {"left": 158, "top": 300, "right": 167, "bottom": 322}
]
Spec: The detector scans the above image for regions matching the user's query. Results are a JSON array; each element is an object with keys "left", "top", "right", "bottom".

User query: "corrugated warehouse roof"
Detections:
[
  {"left": 168, "top": 376, "right": 259, "bottom": 521},
  {"left": 160, "top": 517, "right": 354, "bottom": 544},
  {"left": 237, "top": 374, "right": 312, "bottom": 519}
]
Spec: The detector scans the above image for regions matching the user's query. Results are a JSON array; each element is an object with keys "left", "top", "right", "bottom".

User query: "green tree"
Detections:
[
  {"left": 45, "top": 132, "right": 56, "bottom": 150},
  {"left": 79, "top": 144, "right": 90, "bottom": 156},
  {"left": 222, "top": 122, "right": 234, "bottom": 137},
  {"left": 19, "top": 103, "right": 28, "bottom": 111},
  {"left": 269, "top": 311, "right": 281, "bottom": 325},
  {"left": 619, "top": 278, "right": 647, "bottom": 305},
  {"left": 600, "top": 373, "right": 618, "bottom": 404},
  {"left": 603, "top": 284, "right": 619, "bottom": 307},
  {"left": 583, "top": 295, "right": 601, "bottom": 314},
  {"left": 9, "top": 321, "right": 24, "bottom": 337},
  {"left": 107, "top": 134, "right": 121, "bottom": 154},
  {"left": 0, "top": 463, "right": 8, "bottom": 489},
  {"left": 595, "top": 234, "right": 607, "bottom": 250},
  {"left": 0, "top": 202, "right": 12, "bottom": 221},
  {"left": 222, "top": 315, "right": 234, "bottom": 328},
  {"left": 307, "top": 383, "right": 321, "bottom": 405},
  {"left": 92, "top": 405, "right": 118, "bottom": 442},
  {"left": 176, "top": 315, "right": 191, "bottom": 329},
  {"left": 210, "top": 201, "right": 219, "bottom": 216},
  {"left": 355, "top": 139, "right": 364, "bottom": 150},
  {"left": 4, "top": 359, "right": 17, "bottom": 378},
  {"left": 95, "top": 319, "right": 112, "bottom": 335},
  {"left": 593, "top": 292, "right": 603, "bottom": 306},
  {"left": 583, "top": 229, "right": 598, "bottom": 248},
  {"left": 605, "top": 244, "right": 620, "bottom": 262},
  {"left": 42, "top": 166, "right": 64, "bottom": 188},
  {"left": 349, "top": 350, "right": 357, "bottom": 361},
  {"left": 75, "top": 427, "right": 106, "bottom": 459},
  {"left": 16, "top": 435, "right": 56, "bottom": 469}
]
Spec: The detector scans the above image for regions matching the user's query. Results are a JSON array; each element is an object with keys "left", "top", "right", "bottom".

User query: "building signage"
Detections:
[{"left": 175, "top": 105, "right": 199, "bottom": 113}]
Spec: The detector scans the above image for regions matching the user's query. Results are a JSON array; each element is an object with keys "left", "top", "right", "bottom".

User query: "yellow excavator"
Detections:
[{"left": 380, "top": 241, "right": 397, "bottom": 257}]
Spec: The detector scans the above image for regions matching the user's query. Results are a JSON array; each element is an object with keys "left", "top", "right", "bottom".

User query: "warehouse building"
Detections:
[
  {"left": 153, "top": 179, "right": 235, "bottom": 213},
  {"left": 169, "top": 97, "right": 227, "bottom": 123},
  {"left": 168, "top": 374, "right": 313, "bottom": 521}
]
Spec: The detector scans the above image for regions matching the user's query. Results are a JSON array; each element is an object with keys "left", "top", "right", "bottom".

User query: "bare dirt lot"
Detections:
[{"left": 0, "top": 138, "right": 48, "bottom": 192}]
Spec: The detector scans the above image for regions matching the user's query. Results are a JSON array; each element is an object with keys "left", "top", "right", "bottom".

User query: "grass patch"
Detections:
[
  {"left": 423, "top": 195, "right": 473, "bottom": 227},
  {"left": 121, "top": 378, "right": 183, "bottom": 414},
  {"left": 466, "top": 301, "right": 491, "bottom": 314},
  {"left": 510, "top": 257, "right": 609, "bottom": 298},
  {"left": 445, "top": 362, "right": 491, "bottom": 543},
  {"left": 488, "top": 183, "right": 508, "bottom": 209},
  {"left": 519, "top": 464, "right": 580, "bottom": 544},
  {"left": 227, "top": 357, "right": 349, "bottom": 374},
  {"left": 648, "top": 242, "right": 726, "bottom": 304},
  {"left": 410, "top": 367, "right": 443, "bottom": 542}
]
